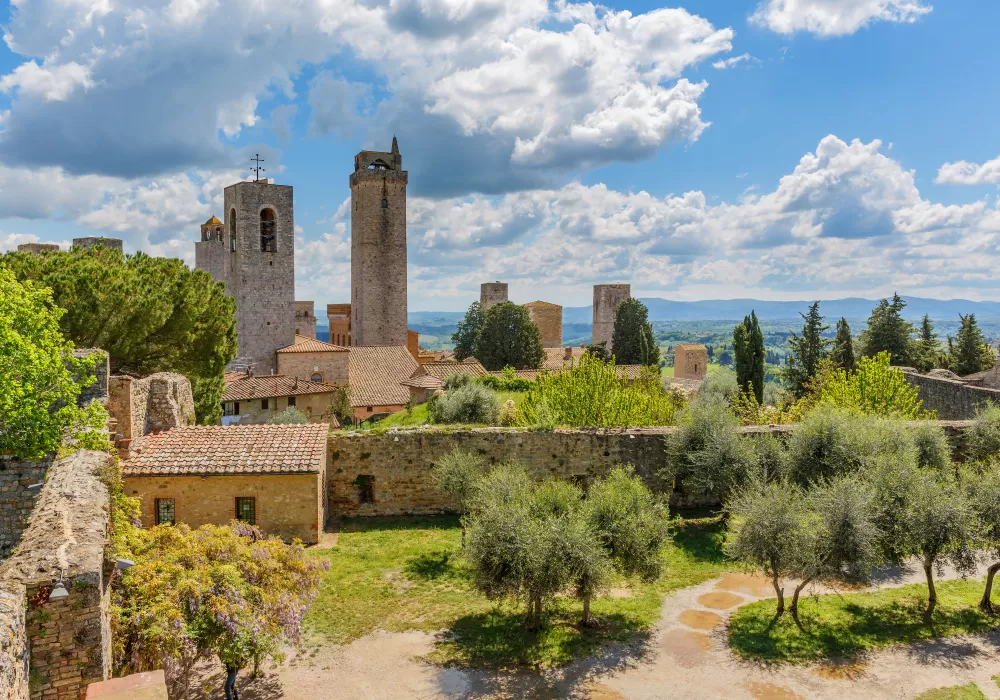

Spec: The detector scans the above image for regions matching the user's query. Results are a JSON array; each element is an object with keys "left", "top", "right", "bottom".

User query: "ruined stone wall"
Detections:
[
  {"left": 0, "top": 450, "right": 112, "bottom": 700},
  {"left": 0, "top": 459, "right": 50, "bottom": 560},
  {"left": 903, "top": 370, "right": 1000, "bottom": 420},
  {"left": 524, "top": 302, "right": 563, "bottom": 348},
  {"left": 107, "top": 373, "right": 195, "bottom": 442},
  {"left": 328, "top": 422, "right": 974, "bottom": 517},
  {"left": 480, "top": 282, "right": 508, "bottom": 311},
  {"left": 592, "top": 284, "right": 630, "bottom": 350}
]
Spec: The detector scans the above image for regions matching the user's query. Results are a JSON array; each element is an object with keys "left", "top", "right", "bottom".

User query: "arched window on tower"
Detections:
[
  {"left": 260, "top": 208, "right": 276, "bottom": 252},
  {"left": 229, "top": 209, "right": 237, "bottom": 251}
]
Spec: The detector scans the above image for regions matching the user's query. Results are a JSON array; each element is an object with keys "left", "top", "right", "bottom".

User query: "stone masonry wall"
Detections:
[
  {"left": 524, "top": 302, "right": 563, "bottom": 348},
  {"left": 592, "top": 284, "right": 630, "bottom": 350},
  {"left": 0, "top": 581, "right": 28, "bottom": 698},
  {"left": 327, "top": 422, "right": 974, "bottom": 517},
  {"left": 0, "top": 459, "right": 50, "bottom": 560},
  {"left": 903, "top": 370, "right": 1000, "bottom": 420},
  {"left": 294, "top": 301, "right": 317, "bottom": 339},
  {"left": 0, "top": 450, "right": 112, "bottom": 700},
  {"left": 277, "top": 351, "right": 349, "bottom": 387},
  {"left": 107, "top": 373, "right": 195, "bottom": 442},
  {"left": 480, "top": 282, "right": 508, "bottom": 311},
  {"left": 674, "top": 345, "right": 708, "bottom": 381}
]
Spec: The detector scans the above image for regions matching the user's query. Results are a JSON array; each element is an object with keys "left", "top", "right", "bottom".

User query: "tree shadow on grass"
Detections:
[
  {"left": 404, "top": 550, "right": 457, "bottom": 580},
  {"left": 669, "top": 510, "right": 726, "bottom": 565},
  {"left": 341, "top": 514, "right": 461, "bottom": 534}
]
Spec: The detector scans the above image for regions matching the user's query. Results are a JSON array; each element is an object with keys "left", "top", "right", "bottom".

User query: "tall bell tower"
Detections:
[{"left": 350, "top": 137, "right": 408, "bottom": 347}]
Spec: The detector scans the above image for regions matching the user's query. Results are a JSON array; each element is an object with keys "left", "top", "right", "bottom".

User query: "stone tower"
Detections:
[
  {"left": 195, "top": 180, "right": 295, "bottom": 374},
  {"left": 73, "top": 237, "right": 123, "bottom": 251},
  {"left": 351, "top": 137, "right": 408, "bottom": 347},
  {"left": 295, "top": 301, "right": 317, "bottom": 339},
  {"left": 523, "top": 301, "right": 563, "bottom": 348},
  {"left": 480, "top": 282, "right": 508, "bottom": 310},
  {"left": 592, "top": 284, "right": 631, "bottom": 351}
]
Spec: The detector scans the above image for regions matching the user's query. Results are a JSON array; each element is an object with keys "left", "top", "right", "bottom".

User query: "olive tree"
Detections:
[
  {"left": 664, "top": 399, "right": 752, "bottom": 502},
  {"left": 964, "top": 465, "right": 1000, "bottom": 613},
  {"left": 431, "top": 449, "right": 488, "bottom": 546}
]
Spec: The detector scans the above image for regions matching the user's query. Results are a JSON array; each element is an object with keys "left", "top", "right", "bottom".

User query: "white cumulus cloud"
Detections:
[
  {"left": 750, "top": 0, "right": 932, "bottom": 37},
  {"left": 936, "top": 156, "right": 1000, "bottom": 185}
]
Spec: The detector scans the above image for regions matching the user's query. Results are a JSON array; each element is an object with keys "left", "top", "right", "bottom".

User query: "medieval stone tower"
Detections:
[
  {"left": 480, "top": 281, "right": 508, "bottom": 310},
  {"left": 196, "top": 180, "right": 295, "bottom": 374},
  {"left": 592, "top": 284, "right": 631, "bottom": 352},
  {"left": 350, "top": 137, "right": 408, "bottom": 347}
]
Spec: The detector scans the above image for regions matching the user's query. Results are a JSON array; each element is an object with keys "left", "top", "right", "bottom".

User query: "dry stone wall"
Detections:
[
  {"left": 327, "top": 422, "right": 974, "bottom": 517},
  {"left": 107, "top": 373, "right": 195, "bottom": 442},
  {"left": 903, "top": 370, "right": 1000, "bottom": 420},
  {"left": 0, "top": 459, "right": 50, "bottom": 560},
  {"left": 0, "top": 581, "right": 28, "bottom": 698}
]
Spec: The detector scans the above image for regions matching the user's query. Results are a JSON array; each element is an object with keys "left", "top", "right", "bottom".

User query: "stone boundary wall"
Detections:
[
  {"left": 0, "top": 459, "right": 51, "bottom": 560},
  {"left": 0, "top": 450, "right": 112, "bottom": 700},
  {"left": 107, "top": 373, "right": 195, "bottom": 443},
  {"left": 0, "top": 581, "right": 28, "bottom": 698},
  {"left": 327, "top": 422, "right": 973, "bottom": 518},
  {"left": 903, "top": 370, "right": 1000, "bottom": 420}
]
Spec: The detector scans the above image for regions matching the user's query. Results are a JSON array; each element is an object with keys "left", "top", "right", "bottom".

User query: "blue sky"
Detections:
[{"left": 0, "top": 0, "right": 998, "bottom": 311}]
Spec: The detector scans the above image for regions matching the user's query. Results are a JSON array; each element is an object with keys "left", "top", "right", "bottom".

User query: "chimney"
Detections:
[
  {"left": 116, "top": 438, "right": 131, "bottom": 461},
  {"left": 564, "top": 346, "right": 572, "bottom": 361}
]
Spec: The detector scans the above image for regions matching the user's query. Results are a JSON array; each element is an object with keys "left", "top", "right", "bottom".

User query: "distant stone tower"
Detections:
[
  {"left": 592, "top": 284, "right": 631, "bottom": 351},
  {"left": 523, "top": 301, "right": 563, "bottom": 348},
  {"left": 17, "top": 243, "right": 60, "bottom": 253},
  {"left": 195, "top": 180, "right": 295, "bottom": 375},
  {"left": 295, "top": 301, "right": 317, "bottom": 339},
  {"left": 480, "top": 282, "right": 508, "bottom": 311},
  {"left": 351, "top": 137, "right": 408, "bottom": 347},
  {"left": 327, "top": 304, "right": 352, "bottom": 346},
  {"left": 73, "top": 237, "right": 122, "bottom": 251}
]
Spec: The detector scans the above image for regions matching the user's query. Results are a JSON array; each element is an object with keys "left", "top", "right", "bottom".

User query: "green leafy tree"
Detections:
[
  {"left": 913, "top": 315, "right": 943, "bottom": 373},
  {"left": 452, "top": 301, "right": 485, "bottom": 362},
  {"left": 784, "top": 302, "right": 830, "bottom": 397},
  {"left": 830, "top": 317, "right": 856, "bottom": 373},
  {"left": 474, "top": 301, "right": 544, "bottom": 371},
  {"left": 581, "top": 466, "right": 670, "bottom": 624},
  {"left": 611, "top": 298, "right": 660, "bottom": 366},
  {"left": 112, "top": 522, "right": 327, "bottom": 699},
  {"left": 967, "top": 403, "right": 1000, "bottom": 461},
  {"left": 2, "top": 246, "right": 237, "bottom": 423},
  {"left": 266, "top": 407, "right": 309, "bottom": 424},
  {"left": 586, "top": 342, "right": 610, "bottom": 361},
  {"left": 859, "top": 293, "right": 914, "bottom": 366},
  {"left": 964, "top": 465, "right": 1000, "bottom": 613},
  {"left": 815, "top": 352, "right": 929, "bottom": 418},
  {"left": 734, "top": 311, "right": 765, "bottom": 403},
  {"left": 663, "top": 400, "right": 752, "bottom": 501},
  {"left": 431, "top": 449, "right": 488, "bottom": 546},
  {"left": 949, "top": 313, "right": 995, "bottom": 376},
  {"left": 0, "top": 267, "right": 98, "bottom": 458}
]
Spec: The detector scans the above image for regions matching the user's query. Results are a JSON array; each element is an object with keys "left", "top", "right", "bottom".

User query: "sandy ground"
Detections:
[{"left": 190, "top": 561, "right": 1000, "bottom": 700}]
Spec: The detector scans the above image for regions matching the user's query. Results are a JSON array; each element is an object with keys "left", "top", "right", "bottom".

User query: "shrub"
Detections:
[
  {"left": 443, "top": 373, "right": 473, "bottom": 390},
  {"left": 747, "top": 432, "right": 788, "bottom": 484},
  {"left": 966, "top": 402, "right": 1000, "bottom": 461},
  {"left": 430, "top": 383, "right": 502, "bottom": 424},
  {"left": 499, "top": 399, "right": 519, "bottom": 426},
  {"left": 910, "top": 421, "right": 952, "bottom": 472},
  {"left": 663, "top": 399, "right": 752, "bottom": 500},
  {"left": 478, "top": 374, "right": 533, "bottom": 392},
  {"left": 266, "top": 407, "right": 309, "bottom": 424},
  {"left": 814, "top": 351, "right": 930, "bottom": 419},
  {"left": 696, "top": 368, "right": 739, "bottom": 405},
  {"left": 521, "top": 353, "right": 680, "bottom": 428}
]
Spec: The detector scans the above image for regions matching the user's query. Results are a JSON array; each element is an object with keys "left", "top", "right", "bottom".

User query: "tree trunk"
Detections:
[
  {"left": 771, "top": 567, "right": 784, "bottom": 616},
  {"left": 461, "top": 524, "right": 466, "bottom": 549},
  {"left": 582, "top": 595, "right": 592, "bottom": 627},
  {"left": 789, "top": 577, "right": 813, "bottom": 624},
  {"left": 224, "top": 667, "right": 239, "bottom": 700},
  {"left": 980, "top": 562, "right": 1000, "bottom": 614},
  {"left": 923, "top": 559, "right": 937, "bottom": 614}
]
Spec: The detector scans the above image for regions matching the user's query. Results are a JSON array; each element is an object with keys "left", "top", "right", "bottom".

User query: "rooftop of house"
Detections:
[
  {"left": 542, "top": 346, "right": 587, "bottom": 370},
  {"left": 674, "top": 343, "right": 708, "bottom": 351},
  {"left": 122, "top": 424, "right": 329, "bottom": 477},
  {"left": 222, "top": 374, "right": 340, "bottom": 402},
  {"left": 277, "top": 334, "right": 349, "bottom": 354},
  {"left": 413, "top": 361, "right": 488, "bottom": 381},
  {"left": 523, "top": 300, "right": 562, "bottom": 309},
  {"left": 348, "top": 345, "right": 419, "bottom": 407},
  {"left": 400, "top": 374, "right": 443, "bottom": 390}
]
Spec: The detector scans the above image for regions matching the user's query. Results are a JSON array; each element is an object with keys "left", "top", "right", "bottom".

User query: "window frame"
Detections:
[
  {"left": 154, "top": 497, "right": 176, "bottom": 526},
  {"left": 235, "top": 497, "right": 257, "bottom": 526},
  {"left": 287, "top": 395, "right": 297, "bottom": 408}
]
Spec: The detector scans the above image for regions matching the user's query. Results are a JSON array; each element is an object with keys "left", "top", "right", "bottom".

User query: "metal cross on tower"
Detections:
[{"left": 251, "top": 154, "right": 265, "bottom": 182}]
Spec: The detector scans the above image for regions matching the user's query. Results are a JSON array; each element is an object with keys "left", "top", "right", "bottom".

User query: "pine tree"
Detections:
[
  {"left": 452, "top": 301, "right": 485, "bottom": 361},
  {"left": 611, "top": 298, "right": 661, "bottom": 366},
  {"left": 734, "top": 311, "right": 765, "bottom": 403},
  {"left": 475, "top": 302, "right": 545, "bottom": 371},
  {"left": 950, "top": 313, "right": 995, "bottom": 376},
  {"left": 830, "top": 317, "right": 855, "bottom": 372},
  {"left": 859, "top": 293, "right": 914, "bottom": 366},
  {"left": 913, "top": 314, "right": 941, "bottom": 372},
  {"left": 784, "top": 302, "right": 830, "bottom": 397}
]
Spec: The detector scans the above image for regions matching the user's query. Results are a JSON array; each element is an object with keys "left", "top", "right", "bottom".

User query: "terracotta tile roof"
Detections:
[
  {"left": 414, "top": 361, "right": 488, "bottom": 380},
  {"left": 224, "top": 371, "right": 245, "bottom": 383},
  {"left": 674, "top": 343, "right": 706, "bottom": 350},
  {"left": 523, "top": 300, "right": 562, "bottom": 309},
  {"left": 417, "top": 350, "right": 455, "bottom": 363},
  {"left": 542, "top": 346, "right": 586, "bottom": 370},
  {"left": 277, "top": 334, "right": 349, "bottom": 353},
  {"left": 222, "top": 375, "right": 339, "bottom": 402},
  {"left": 122, "top": 424, "right": 328, "bottom": 476},
  {"left": 347, "top": 346, "right": 418, "bottom": 407},
  {"left": 400, "top": 375, "right": 444, "bottom": 390}
]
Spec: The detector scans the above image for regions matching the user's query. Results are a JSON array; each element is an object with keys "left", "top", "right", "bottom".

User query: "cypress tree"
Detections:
[
  {"left": 859, "top": 293, "right": 914, "bottom": 366},
  {"left": 914, "top": 314, "right": 941, "bottom": 372},
  {"left": 452, "top": 301, "right": 485, "bottom": 361},
  {"left": 784, "top": 301, "right": 829, "bottom": 397},
  {"left": 611, "top": 298, "right": 661, "bottom": 366},
  {"left": 950, "top": 313, "right": 995, "bottom": 376},
  {"left": 830, "top": 317, "right": 856, "bottom": 372},
  {"left": 734, "top": 311, "right": 765, "bottom": 403}
]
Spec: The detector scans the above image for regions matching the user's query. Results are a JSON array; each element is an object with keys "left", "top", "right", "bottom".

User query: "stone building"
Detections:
[
  {"left": 72, "top": 237, "right": 122, "bottom": 251},
  {"left": 122, "top": 424, "right": 329, "bottom": 543},
  {"left": 195, "top": 180, "right": 296, "bottom": 374},
  {"left": 295, "top": 301, "right": 318, "bottom": 338},
  {"left": 15, "top": 243, "right": 59, "bottom": 253},
  {"left": 347, "top": 345, "right": 418, "bottom": 420},
  {"left": 276, "top": 335, "right": 350, "bottom": 386},
  {"left": 222, "top": 373, "right": 342, "bottom": 425},
  {"left": 401, "top": 360, "right": 488, "bottom": 404},
  {"left": 674, "top": 344, "right": 708, "bottom": 380},
  {"left": 480, "top": 281, "right": 508, "bottom": 310},
  {"left": 592, "top": 284, "right": 631, "bottom": 351},
  {"left": 107, "top": 373, "right": 196, "bottom": 443},
  {"left": 351, "top": 138, "right": 408, "bottom": 347},
  {"left": 523, "top": 300, "right": 563, "bottom": 348},
  {"left": 327, "top": 303, "right": 352, "bottom": 346}
]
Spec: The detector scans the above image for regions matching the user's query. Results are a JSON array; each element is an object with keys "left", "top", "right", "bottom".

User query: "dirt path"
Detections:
[{"left": 193, "top": 562, "right": 1000, "bottom": 700}]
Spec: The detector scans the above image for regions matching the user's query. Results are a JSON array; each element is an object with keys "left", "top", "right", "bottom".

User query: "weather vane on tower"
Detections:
[{"left": 251, "top": 154, "right": 265, "bottom": 182}]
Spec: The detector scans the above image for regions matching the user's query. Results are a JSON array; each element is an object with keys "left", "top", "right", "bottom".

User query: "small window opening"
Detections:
[
  {"left": 260, "top": 208, "right": 277, "bottom": 252},
  {"left": 223, "top": 401, "right": 239, "bottom": 416},
  {"left": 355, "top": 475, "right": 375, "bottom": 504},
  {"left": 261, "top": 398, "right": 269, "bottom": 410},
  {"left": 288, "top": 395, "right": 297, "bottom": 407},
  {"left": 229, "top": 208, "right": 237, "bottom": 251},
  {"left": 235, "top": 497, "right": 256, "bottom": 525},
  {"left": 381, "top": 198, "right": 388, "bottom": 209},
  {"left": 311, "top": 372, "right": 322, "bottom": 382},
  {"left": 155, "top": 498, "right": 176, "bottom": 526}
]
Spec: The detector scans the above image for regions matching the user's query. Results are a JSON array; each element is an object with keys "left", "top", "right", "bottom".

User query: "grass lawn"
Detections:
[
  {"left": 304, "top": 510, "right": 730, "bottom": 669},
  {"left": 914, "top": 685, "right": 988, "bottom": 700},
  {"left": 729, "top": 578, "right": 999, "bottom": 664}
]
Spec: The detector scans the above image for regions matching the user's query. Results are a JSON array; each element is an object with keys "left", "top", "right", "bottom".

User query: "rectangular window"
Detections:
[
  {"left": 155, "top": 498, "right": 175, "bottom": 526},
  {"left": 355, "top": 475, "right": 375, "bottom": 504},
  {"left": 235, "top": 497, "right": 256, "bottom": 525},
  {"left": 223, "top": 401, "right": 239, "bottom": 416},
  {"left": 261, "top": 398, "right": 269, "bottom": 410},
  {"left": 288, "top": 395, "right": 297, "bottom": 407}
]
